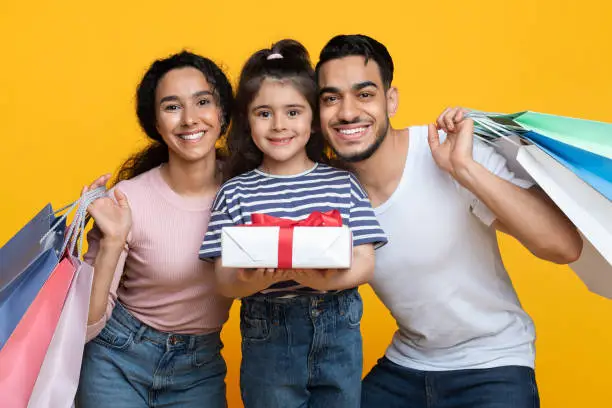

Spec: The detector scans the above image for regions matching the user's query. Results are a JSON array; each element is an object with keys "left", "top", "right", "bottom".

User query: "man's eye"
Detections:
[{"left": 323, "top": 95, "right": 338, "bottom": 103}]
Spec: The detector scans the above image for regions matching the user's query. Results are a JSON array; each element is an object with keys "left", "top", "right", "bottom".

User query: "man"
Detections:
[{"left": 315, "top": 34, "right": 583, "bottom": 408}]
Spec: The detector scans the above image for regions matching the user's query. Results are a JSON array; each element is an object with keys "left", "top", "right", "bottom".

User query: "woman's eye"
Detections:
[
  {"left": 164, "top": 104, "right": 180, "bottom": 111},
  {"left": 198, "top": 99, "right": 211, "bottom": 106},
  {"left": 288, "top": 110, "right": 300, "bottom": 117}
]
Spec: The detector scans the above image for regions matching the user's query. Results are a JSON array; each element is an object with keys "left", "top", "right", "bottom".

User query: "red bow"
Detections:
[{"left": 249, "top": 210, "right": 343, "bottom": 269}]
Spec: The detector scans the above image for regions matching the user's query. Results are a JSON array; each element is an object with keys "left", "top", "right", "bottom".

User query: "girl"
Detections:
[
  {"left": 76, "top": 51, "right": 234, "bottom": 408},
  {"left": 199, "top": 40, "right": 387, "bottom": 408}
]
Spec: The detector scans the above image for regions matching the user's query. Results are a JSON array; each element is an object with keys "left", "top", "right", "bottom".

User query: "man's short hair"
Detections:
[{"left": 315, "top": 34, "right": 394, "bottom": 89}]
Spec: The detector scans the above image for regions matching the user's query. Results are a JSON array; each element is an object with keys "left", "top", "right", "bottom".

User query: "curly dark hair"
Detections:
[
  {"left": 225, "top": 39, "right": 327, "bottom": 179},
  {"left": 115, "top": 51, "right": 234, "bottom": 183}
]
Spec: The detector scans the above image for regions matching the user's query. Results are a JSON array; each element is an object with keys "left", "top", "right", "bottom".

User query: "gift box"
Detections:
[{"left": 221, "top": 210, "right": 352, "bottom": 269}]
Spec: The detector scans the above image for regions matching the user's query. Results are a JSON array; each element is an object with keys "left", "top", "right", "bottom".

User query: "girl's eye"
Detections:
[
  {"left": 198, "top": 99, "right": 211, "bottom": 106},
  {"left": 257, "top": 111, "right": 271, "bottom": 118},
  {"left": 288, "top": 110, "right": 300, "bottom": 117}
]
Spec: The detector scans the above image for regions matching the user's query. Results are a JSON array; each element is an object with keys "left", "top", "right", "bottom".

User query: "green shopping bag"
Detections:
[
  {"left": 469, "top": 110, "right": 612, "bottom": 200},
  {"left": 492, "top": 111, "right": 612, "bottom": 159}
]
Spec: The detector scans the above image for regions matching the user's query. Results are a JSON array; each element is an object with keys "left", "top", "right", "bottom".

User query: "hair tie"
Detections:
[{"left": 267, "top": 53, "right": 284, "bottom": 60}]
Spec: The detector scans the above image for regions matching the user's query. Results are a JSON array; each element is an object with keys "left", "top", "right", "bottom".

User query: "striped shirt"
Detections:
[{"left": 199, "top": 163, "right": 387, "bottom": 296}]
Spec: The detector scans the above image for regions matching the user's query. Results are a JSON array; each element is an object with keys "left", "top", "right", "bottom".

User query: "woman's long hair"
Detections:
[{"left": 115, "top": 51, "right": 234, "bottom": 184}]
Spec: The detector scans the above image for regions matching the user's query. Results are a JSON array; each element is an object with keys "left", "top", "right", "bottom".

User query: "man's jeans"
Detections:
[{"left": 362, "top": 356, "right": 539, "bottom": 408}]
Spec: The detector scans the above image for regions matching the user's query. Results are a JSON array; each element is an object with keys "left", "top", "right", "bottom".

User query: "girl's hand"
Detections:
[
  {"left": 237, "top": 268, "right": 295, "bottom": 285},
  {"left": 292, "top": 268, "right": 345, "bottom": 291}
]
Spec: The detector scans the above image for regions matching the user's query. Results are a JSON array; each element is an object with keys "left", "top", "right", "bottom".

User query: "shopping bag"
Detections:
[
  {"left": 0, "top": 188, "right": 106, "bottom": 350},
  {"left": 0, "top": 186, "right": 106, "bottom": 408},
  {"left": 0, "top": 210, "right": 69, "bottom": 348},
  {"left": 469, "top": 110, "right": 612, "bottom": 200},
  {"left": 516, "top": 144, "right": 612, "bottom": 298},
  {"left": 0, "top": 257, "right": 77, "bottom": 407},
  {"left": 27, "top": 260, "right": 93, "bottom": 408},
  {"left": 0, "top": 204, "right": 64, "bottom": 291},
  {"left": 0, "top": 249, "right": 61, "bottom": 349},
  {"left": 522, "top": 132, "right": 612, "bottom": 200},
  {"left": 509, "top": 111, "right": 612, "bottom": 159}
]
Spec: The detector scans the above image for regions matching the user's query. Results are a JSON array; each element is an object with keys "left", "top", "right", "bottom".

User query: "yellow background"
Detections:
[{"left": 2, "top": 1, "right": 612, "bottom": 407}]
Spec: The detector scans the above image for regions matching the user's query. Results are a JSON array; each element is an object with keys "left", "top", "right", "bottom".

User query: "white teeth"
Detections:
[
  {"left": 339, "top": 127, "right": 366, "bottom": 135},
  {"left": 179, "top": 131, "right": 204, "bottom": 140}
]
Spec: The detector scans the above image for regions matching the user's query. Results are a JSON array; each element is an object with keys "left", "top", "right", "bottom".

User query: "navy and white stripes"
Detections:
[{"left": 199, "top": 163, "right": 387, "bottom": 295}]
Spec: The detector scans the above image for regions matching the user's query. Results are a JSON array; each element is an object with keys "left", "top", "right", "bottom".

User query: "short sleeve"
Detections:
[
  {"left": 464, "top": 136, "right": 536, "bottom": 226},
  {"left": 199, "top": 189, "right": 236, "bottom": 261},
  {"left": 348, "top": 173, "right": 388, "bottom": 248}
]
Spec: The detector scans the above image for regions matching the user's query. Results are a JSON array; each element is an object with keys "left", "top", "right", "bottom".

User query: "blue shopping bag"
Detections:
[
  {"left": 0, "top": 210, "right": 66, "bottom": 350},
  {"left": 0, "top": 187, "right": 104, "bottom": 350},
  {"left": 523, "top": 131, "right": 612, "bottom": 200},
  {"left": 0, "top": 205, "right": 64, "bottom": 291},
  {"left": 469, "top": 110, "right": 612, "bottom": 200}
]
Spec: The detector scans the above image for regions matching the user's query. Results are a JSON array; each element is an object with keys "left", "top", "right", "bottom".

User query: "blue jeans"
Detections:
[
  {"left": 76, "top": 302, "right": 227, "bottom": 408},
  {"left": 240, "top": 288, "right": 363, "bottom": 408},
  {"left": 362, "top": 356, "right": 540, "bottom": 408}
]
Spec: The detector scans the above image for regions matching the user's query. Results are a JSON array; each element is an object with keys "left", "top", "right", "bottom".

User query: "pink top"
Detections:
[{"left": 85, "top": 166, "right": 233, "bottom": 341}]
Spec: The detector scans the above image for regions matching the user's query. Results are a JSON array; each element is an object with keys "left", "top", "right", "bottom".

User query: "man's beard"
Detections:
[{"left": 330, "top": 118, "right": 389, "bottom": 163}]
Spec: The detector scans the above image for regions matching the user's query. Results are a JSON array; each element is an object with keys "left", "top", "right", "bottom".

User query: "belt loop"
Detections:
[
  {"left": 133, "top": 324, "right": 147, "bottom": 344},
  {"left": 271, "top": 302, "right": 279, "bottom": 325},
  {"left": 189, "top": 336, "right": 197, "bottom": 351},
  {"left": 337, "top": 291, "right": 345, "bottom": 316}
]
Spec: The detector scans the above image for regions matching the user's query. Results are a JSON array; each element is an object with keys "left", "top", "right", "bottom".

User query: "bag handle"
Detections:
[
  {"left": 465, "top": 110, "right": 523, "bottom": 148},
  {"left": 40, "top": 186, "right": 107, "bottom": 259}
]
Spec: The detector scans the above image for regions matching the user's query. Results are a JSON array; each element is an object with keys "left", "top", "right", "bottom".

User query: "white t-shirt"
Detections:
[{"left": 372, "top": 125, "right": 536, "bottom": 371}]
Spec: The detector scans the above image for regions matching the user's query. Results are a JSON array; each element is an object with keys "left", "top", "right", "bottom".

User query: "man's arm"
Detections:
[
  {"left": 456, "top": 160, "right": 582, "bottom": 263},
  {"left": 428, "top": 107, "right": 583, "bottom": 264}
]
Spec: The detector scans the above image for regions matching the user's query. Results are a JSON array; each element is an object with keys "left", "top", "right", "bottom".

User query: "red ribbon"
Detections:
[{"left": 249, "top": 210, "right": 343, "bottom": 269}]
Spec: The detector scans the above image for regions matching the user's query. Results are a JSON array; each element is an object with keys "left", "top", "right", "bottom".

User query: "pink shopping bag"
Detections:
[
  {"left": 28, "top": 259, "right": 93, "bottom": 408},
  {"left": 0, "top": 256, "right": 77, "bottom": 408}
]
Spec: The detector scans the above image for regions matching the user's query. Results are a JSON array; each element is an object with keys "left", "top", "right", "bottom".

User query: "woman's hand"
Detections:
[{"left": 82, "top": 174, "right": 132, "bottom": 244}]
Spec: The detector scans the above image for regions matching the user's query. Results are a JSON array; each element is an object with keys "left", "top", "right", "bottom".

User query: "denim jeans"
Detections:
[
  {"left": 76, "top": 302, "right": 227, "bottom": 408},
  {"left": 240, "top": 288, "right": 363, "bottom": 408},
  {"left": 362, "top": 356, "right": 540, "bottom": 408}
]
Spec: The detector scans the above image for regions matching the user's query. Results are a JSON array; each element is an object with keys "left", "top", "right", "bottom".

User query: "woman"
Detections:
[{"left": 76, "top": 51, "right": 234, "bottom": 408}]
